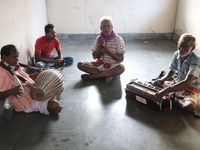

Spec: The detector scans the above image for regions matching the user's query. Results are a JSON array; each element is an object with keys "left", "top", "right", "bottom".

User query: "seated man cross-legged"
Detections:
[
  {"left": 77, "top": 16, "right": 126, "bottom": 83},
  {"left": 35, "top": 24, "right": 73, "bottom": 69},
  {"left": 153, "top": 33, "right": 200, "bottom": 117}
]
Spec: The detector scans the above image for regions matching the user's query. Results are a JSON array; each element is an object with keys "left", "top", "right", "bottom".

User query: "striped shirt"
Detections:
[
  {"left": 0, "top": 67, "right": 35, "bottom": 111},
  {"left": 169, "top": 51, "right": 200, "bottom": 89},
  {"left": 92, "top": 34, "right": 126, "bottom": 63}
]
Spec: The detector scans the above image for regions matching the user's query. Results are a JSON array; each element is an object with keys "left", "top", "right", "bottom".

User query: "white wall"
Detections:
[
  {"left": 0, "top": 0, "right": 47, "bottom": 64},
  {"left": 175, "top": 0, "right": 200, "bottom": 50},
  {"left": 3, "top": 0, "right": 200, "bottom": 62},
  {"left": 46, "top": 0, "right": 178, "bottom": 34}
]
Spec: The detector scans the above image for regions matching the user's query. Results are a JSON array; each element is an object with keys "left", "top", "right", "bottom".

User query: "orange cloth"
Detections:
[
  {"left": 186, "top": 86, "right": 200, "bottom": 94},
  {"left": 0, "top": 67, "right": 35, "bottom": 112}
]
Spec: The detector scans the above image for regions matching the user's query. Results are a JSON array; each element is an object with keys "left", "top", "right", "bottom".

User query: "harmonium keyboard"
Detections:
[{"left": 125, "top": 78, "right": 173, "bottom": 113}]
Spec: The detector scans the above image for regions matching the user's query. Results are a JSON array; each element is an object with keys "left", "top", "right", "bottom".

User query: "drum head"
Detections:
[{"left": 32, "top": 88, "right": 45, "bottom": 101}]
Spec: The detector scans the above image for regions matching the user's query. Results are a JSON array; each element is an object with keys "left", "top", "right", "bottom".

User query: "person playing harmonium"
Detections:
[
  {"left": 0, "top": 44, "right": 63, "bottom": 115},
  {"left": 77, "top": 16, "right": 126, "bottom": 83},
  {"left": 152, "top": 33, "right": 200, "bottom": 117}
]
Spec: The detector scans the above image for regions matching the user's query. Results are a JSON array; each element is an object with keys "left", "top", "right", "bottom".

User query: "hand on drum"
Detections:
[{"left": 9, "top": 85, "right": 24, "bottom": 98}]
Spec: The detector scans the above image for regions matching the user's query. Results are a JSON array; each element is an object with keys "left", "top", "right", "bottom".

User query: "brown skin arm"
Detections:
[
  {"left": 35, "top": 52, "right": 63, "bottom": 65},
  {"left": 1, "top": 69, "right": 50, "bottom": 100},
  {"left": 29, "top": 71, "right": 42, "bottom": 81},
  {"left": 155, "top": 75, "right": 195, "bottom": 102},
  {"left": 98, "top": 45, "right": 124, "bottom": 62},
  {"left": 56, "top": 50, "right": 62, "bottom": 59},
  {"left": 92, "top": 51, "right": 102, "bottom": 59},
  {"left": 28, "top": 64, "right": 51, "bottom": 81},
  {"left": 107, "top": 51, "right": 124, "bottom": 62},
  {"left": 0, "top": 85, "right": 24, "bottom": 100},
  {"left": 92, "top": 44, "right": 103, "bottom": 59},
  {"left": 152, "top": 70, "right": 175, "bottom": 86},
  {"left": 0, "top": 70, "right": 42, "bottom": 100}
]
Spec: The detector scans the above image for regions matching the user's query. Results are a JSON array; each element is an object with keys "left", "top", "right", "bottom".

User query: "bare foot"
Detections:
[
  {"left": 194, "top": 105, "right": 200, "bottom": 117},
  {"left": 81, "top": 74, "right": 90, "bottom": 80},
  {"left": 106, "top": 77, "right": 113, "bottom": 84}
]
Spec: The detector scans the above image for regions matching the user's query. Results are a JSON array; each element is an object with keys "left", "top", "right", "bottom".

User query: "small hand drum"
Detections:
[{"left": 31, "top": 69, "right": 64, "bottom": 101}]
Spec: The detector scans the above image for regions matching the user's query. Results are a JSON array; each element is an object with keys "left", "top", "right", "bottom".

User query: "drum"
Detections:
[{"left": 31, "top": 69, "right": 64, "bottom": 101}]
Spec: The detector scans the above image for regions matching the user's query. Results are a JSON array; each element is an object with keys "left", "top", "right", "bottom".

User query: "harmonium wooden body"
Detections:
[{"left": 125, "top": 79, "right": 173, "bottom": 113}]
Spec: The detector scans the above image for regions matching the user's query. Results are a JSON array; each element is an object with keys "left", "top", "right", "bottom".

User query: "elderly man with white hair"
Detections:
[{"left": 77, "top": 16, "right": 126, "bottom": 83}]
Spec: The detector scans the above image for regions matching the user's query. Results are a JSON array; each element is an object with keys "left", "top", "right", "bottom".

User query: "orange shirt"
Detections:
[
  {"left": 35, "top": 36, "right": 61, "bottom": 58},
  {"left": 0, "top": 67, "right": 35, "bottom": 111}
]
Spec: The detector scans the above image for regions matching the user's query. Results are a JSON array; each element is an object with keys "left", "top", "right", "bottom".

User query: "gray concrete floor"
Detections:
[{"left": 1, "top": 39, "right": 200, "bottom": 150}]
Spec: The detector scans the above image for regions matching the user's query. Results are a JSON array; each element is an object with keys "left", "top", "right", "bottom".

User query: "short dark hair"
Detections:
[
  {"left": 45, "top": 24, "right": 54, "bottom": 33},
  {"left": 0, "top": 44, "right": 17, "bottom": 58}
]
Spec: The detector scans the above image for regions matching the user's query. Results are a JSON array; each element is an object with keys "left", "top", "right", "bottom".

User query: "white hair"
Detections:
[
  {"left": 179, "top": 33, "right": 196, "bottom": 47},
  {"left": 100, "top": 16, "right": 114, "bottom": 26}
]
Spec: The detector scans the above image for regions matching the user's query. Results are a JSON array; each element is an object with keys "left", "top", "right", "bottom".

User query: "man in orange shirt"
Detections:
[
  {"left": 35, "top": 24, "right": 73, "bottom": 69},
  {"left": 0, "top": 44, "right": 63, "bottom": 115}
]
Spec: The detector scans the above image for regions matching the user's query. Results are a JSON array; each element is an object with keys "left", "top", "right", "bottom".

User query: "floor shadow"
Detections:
[
  {"left": 125, "top": 98, "right": 200, "bottom": 150},
  {"left": 0, "top": 106, "right": 60, "bottom": 149},
  {"left": 74, "top": 76, "right": 122, "bottom": 105},
  {"left": 125, "top": 98, "right": 186, "bottom": 135},
  {"left": 177, "top": 108, "right": 200, "bottom": 135}
]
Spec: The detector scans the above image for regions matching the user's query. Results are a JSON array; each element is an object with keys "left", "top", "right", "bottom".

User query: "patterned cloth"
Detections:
[
  {"left": 85, "top": 61, "right": 120, "bottom": 71},
  {"left": 92, "top": 34, "right": 126, "bottom": 64},
  {"left": 175, "top": 90, "right": 199, "bottom": 104},
  {"left": 97, "top": 31, "right": 116, "bottom": 44}
]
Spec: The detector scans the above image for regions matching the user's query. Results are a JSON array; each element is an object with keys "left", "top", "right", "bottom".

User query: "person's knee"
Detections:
[
  {"left": 121, "top": 64, "right": 125, "bottom": 73},
  {"left": 47, "top": 99, "right": 63, "bottom": 114},
  {"left": 182, "top": 101, "right": 197, "bottom": 112},
  {"left": 117, "top": 64, "right": 125, "bottom": 74},
  {"left": 35, "top": 61, "right": 46, "bottom": 69},
  {"left": 77, "top": 61, "right": 85, "bottom": 70}
]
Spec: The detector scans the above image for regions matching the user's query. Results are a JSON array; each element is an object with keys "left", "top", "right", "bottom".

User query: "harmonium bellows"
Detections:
[{"left": 125, "top": 78, "right": 173, "bottom": 113}]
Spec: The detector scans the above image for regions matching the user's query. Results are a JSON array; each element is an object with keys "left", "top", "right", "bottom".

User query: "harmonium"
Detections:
[{"left": 125, "top": 78, "right": 173, "bottom": 113}]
